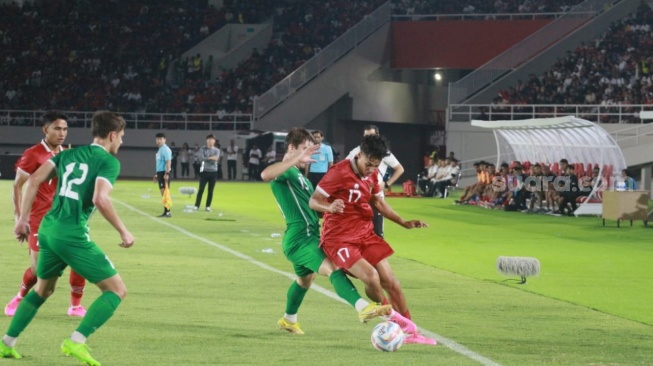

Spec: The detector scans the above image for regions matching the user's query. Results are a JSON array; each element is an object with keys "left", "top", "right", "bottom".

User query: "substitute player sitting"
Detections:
[
  {"left": 261, "top": 127, "right": 391, "bottom": 335},
  {"left": 310, "top": 134, "right": 436, "bottom": 345}
]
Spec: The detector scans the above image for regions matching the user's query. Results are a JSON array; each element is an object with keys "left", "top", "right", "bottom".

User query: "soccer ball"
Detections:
[{"left": 371, "top": 321, "right": 405, "bottom": 352}]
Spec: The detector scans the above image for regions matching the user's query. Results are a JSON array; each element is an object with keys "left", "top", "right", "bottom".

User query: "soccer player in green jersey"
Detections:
[
  {"left": 261, "top": 127, "right": 392, "bottom": 335},
  {"left": 2, "top": 111, "right": 134, "bottom": 366}
]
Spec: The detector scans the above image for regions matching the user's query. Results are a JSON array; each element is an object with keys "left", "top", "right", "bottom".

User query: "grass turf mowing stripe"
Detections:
[{"left": 112, "top": 197, "right": 503, "bottom": 366}]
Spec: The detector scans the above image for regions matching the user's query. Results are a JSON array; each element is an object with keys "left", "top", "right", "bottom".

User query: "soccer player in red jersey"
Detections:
[
  {"left": 310, "top": 134, "right": 436, "bottom": 345},
  {"left": 5, "top": 112, "right": 87, "bottom": 317}
]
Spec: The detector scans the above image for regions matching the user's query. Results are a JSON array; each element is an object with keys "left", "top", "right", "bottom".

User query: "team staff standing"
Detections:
[
  {"left": 5, "top": 111, "right": 87, "bottom": 318},
  {"left": 225, "top": 139, "right": 239, "bottom": 180},
  {"left": 194, "top": 134, "right": 220, "bottom": 212},
  {"left": 154, "top": 133, "right": 172, "bottom": 217},
  {"left": 304, "top": 130, "right": 333, "bottom": 189}
]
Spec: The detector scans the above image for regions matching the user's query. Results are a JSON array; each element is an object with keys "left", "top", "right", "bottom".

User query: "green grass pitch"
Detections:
[{"left": 0, "top": 179, "right": 651, "bottom": 365}]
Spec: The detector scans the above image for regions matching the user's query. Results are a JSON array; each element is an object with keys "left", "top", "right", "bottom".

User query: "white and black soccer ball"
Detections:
[{"left": 371, "top": 321, "right": 404, "bottom": 352}]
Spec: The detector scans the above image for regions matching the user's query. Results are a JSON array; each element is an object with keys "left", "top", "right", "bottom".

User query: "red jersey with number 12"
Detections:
[
  {"left": 15, "top": 140, "right": 62, "bottom": 226},
  {"left": 315, "top": 159, "right": 381, "bottom": 243}
]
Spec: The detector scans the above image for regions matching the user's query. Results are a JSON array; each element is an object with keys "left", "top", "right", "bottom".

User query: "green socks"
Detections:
[
  {"left": 285, "top": 281, "right": 309, "bottom": 315},
  {"left": 76, "top": 291, "right": 122, "bottom": 337},
  {"left": 329, "top": 270, "right": 361, "bottom": 307},
  {"left": 7, "top": 291, "right": 46, "bottom": 338}
]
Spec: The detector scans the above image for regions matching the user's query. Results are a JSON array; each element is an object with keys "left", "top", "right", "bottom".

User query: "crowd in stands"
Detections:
[
  {"left": 392, "top": 0, "right": 584, "bottom": 16},
  {"left": 0, "top": 0, "right": 385, "bottom": 119},
  {"left": 451, "top": 159, "right": 636, "bottom": 216},
  {"left": 493, "top": 3, "right": 653, "bottom": 122},
  {"left": 159, "top": 0, "right": 385, "bottom": 116}
]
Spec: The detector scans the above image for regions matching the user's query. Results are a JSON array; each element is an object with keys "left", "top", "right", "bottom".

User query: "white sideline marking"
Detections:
[{"left": 114, "top": 199, "right": 502, "bottom": 366}]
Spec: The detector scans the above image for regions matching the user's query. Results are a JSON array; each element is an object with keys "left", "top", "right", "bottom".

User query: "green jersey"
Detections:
[
  {"left": 40, "top": 144, "right": 120, "bottom": 238},
  {"left": 270, "top": 166, "right": 319, "bottom": 248}
]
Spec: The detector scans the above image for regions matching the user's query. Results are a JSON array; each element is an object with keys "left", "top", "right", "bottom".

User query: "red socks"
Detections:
[
  {"left": 69, "top": 271, "right": 86, "bottom": 307},
  {"left": 382, "top": 297, "right": 412, "bottom": 320},
  {"left": 401, "top": 309, "right": 412, "bottom": 320},
  {"left": 19, "top": 267, "right": 37, "bottom": 297}
]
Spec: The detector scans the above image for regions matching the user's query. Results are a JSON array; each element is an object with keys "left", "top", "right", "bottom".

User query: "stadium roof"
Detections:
[{"left": 471, "top": 116, "right": 626, "bottom": 172}]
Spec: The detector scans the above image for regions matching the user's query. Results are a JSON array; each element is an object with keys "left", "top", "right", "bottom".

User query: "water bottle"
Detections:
[
  {"left": 270, "top": 233, "right": 281, "bottom": 238},
  {"left": 261, "top": 248, "right": 275, "bottom": 254}
]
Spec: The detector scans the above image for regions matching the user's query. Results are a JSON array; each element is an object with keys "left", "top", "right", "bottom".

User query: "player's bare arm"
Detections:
[
  {"left": 261, "top": 144, "right": 319, "bottom": 182},
  {"left": 371, "top": 194, "right": 428, "bottom": 229},
  {"left": 93, "top": 179, "right": 134, "bottom": 248},
  {"left": 385, "top": 163, "right": 404, "bottom": 187},
  {"left": 13, "top": 162, "right": 57, "bottom": 242},
  {"left": 308, "top": 191, "right": 344, "bottom": 214},
  {"left": 12, "top": 170, "right": 29, "bottom": 222}
]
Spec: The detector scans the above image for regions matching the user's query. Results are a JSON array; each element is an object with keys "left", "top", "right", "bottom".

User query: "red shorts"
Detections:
[
  {"left": 321, "top": 232, "right": 394, "bottom": 270},
  {"left": 28, "top": 226, "right": 39, "bottom": 252}
]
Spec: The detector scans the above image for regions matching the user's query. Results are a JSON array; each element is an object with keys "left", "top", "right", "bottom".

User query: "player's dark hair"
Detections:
[
  {"left": 364, "top": 124, "right": 379, "bottom": 135},
  {"left": 205, "top": 134, "right": 216, "bottom": 140},
  {"left": 285, "top": 127, "right": 315, "bottom": 152},
  {"left": 559, "top": 158, "right": 568, "bottom": 164},
  {"left": 312, "top": 130, "right": 323, "bottom": 137},
  {"left": 360, "top": 134, "right": 389, "bottom": 161},
  {"left": 155, "top": 132, "right": 166, "bottom": 139},
  {"left": 91, "top": 111, "right": 126, "bottom": 138},
  {"left": 42, "top": 111, "right": 69, "bottom": 127}
]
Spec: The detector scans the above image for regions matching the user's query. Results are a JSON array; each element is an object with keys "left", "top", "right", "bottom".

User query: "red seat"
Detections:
[{"left": 585, "top": 163, "right": 593, "bottom": 177}]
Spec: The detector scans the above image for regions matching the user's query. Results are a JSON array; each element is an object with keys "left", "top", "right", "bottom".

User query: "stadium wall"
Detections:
[
  {"left": 257, "top": 23, "right": 441, "bottom": 130},
  {"left": 391, "top": 19, "right": 551, "bottom": 69},
  {"left": 0, "top": 127, "right": 250, "bottom": 179}
]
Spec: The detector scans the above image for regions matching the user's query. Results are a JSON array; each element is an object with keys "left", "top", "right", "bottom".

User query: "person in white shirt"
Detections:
[
  {"left": 248, "top": 144, "right": 262, "bottom": 181},
  {"left": 345, "top": 125, "right": 404, "bottom": 238},
  {"left": 225, "top": 139, "right": 239, "bottom": 180},
  {"left": 433, "top": 159, "right": 460, "bottom": 198},
  {"left": 264, "top": 146, "right": 277, "bottom": 169},
  {"left": 417, "top": 158, "right": 438, "bottom": 196}
]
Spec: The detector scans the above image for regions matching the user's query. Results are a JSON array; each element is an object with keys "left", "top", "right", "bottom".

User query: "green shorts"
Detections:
[
  {"left": 37, "top": 229, "right": 118, "bottom": 284},
  {"left": 283, "top": 230, "right": 326, "bottom": 278}
]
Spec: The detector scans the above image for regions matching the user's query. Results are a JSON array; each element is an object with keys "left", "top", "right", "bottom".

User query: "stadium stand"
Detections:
[
  {"left": 391, "top": 0, "right": 584, "bottom": 16},
  {"left": 496, "top": 3, "right": 653, "bottom": 116},
  {"left": 0, "top": 0, "right": 385, "bottom": 116}
]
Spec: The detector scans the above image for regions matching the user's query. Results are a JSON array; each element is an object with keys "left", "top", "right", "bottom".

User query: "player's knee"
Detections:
[
  {"left": 34, "top": 286, "right": 55, "bottom": 299},
  {"left": 297, "top": 274, "right": 315, "bottom": 288},
  {"left": 360, "top": 268, "right": 381, "bottom": 288},
  {"left": 114, "top": 286, "right": 128, "bottom": 300},
  {"left": 381, "top": 276, "right": 401, "bottom": 293}
]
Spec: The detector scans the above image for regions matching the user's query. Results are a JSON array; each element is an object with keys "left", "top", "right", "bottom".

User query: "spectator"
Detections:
[
  {"left": 615, "top": 169, "right": 637, "bottom": 191},
  {"left": 248, "top": 144, "right": 262, "bottom": 181},
  {"left": 225, "top": 139, "right": 239, "bottom": 180},
  {"left": 179, "top": 142, "right": 191, "bottom": 178}
]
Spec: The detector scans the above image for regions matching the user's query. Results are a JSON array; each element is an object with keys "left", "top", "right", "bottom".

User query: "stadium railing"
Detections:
[
  {"left": 0, "top": 110, "right": 253, "bottom": 131},
  {"left": 448, "top": 104, "right": 653, "bottom": 124},
  {"left": 391, "top": 12, "right": 585, "bottom": 21}
]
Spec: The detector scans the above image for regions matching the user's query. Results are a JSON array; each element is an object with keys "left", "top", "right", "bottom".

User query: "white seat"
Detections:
[{"left": 444, "top": 172, "right": 462, "bottom": 198}]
